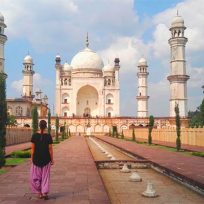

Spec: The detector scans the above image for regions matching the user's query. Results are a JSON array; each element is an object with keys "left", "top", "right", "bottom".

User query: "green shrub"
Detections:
[
  {"left": 192, "top": 152, "right": 204, "bottom": 157},
  {"left": 53, "top": 140, "right": 60, "bottom": 144},
  {"left": 11, "top": 150, "right": 31, "bottom": 158}
]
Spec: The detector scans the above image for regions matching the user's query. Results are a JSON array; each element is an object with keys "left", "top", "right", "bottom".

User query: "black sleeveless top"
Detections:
[{"left": 31, "top": 133, "right": 53, "bottom": 167}]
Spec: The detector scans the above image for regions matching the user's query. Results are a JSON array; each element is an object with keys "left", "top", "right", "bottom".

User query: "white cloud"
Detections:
[
  {"left": 11, "top": 79, "right": 23, "bottom": 94},
  {"left": 188, "top": 66, "right": 204, "bottom": 88},
  {"left": 99, "top": 36, "right": 149, "bottom": 72},
  {"left": 10, "top": 73, "right": 51, "bottom": 96}
]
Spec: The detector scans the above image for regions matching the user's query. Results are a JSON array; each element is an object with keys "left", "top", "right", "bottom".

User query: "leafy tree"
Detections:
[
  {"left": 121, "top": 129, "right": 124, "bottom": 139},
  {"left": 55, "top": 116, "right": 59, "bottom": 141},
  {"left": 200, "top": 99, "right": 204, "bottom": 126},
  {"left": 148, "top": 115, "right": 154, "bottom": 145},
  {"left": 0, "top": 74, "right": 7, "bottom": 168},
  {"left": 132, "top": 128, "right": 136, "bottom": 141},
  {"left": 48, "top": 108, "right": 51, "bottom": 134},
  {"left": 32, "top": 106, "right": 38, "bottom": 134},
  {"left": 68, "top": 129, "right": 71, "bottom": 137},
  {"left": 109, "top": 129, "right": 112, "bottom": 137},
  {"left": 175, "top": 104, "right": 181, "bottom": 151},
  {"left": 62, "top": 122, "right": 66, "bottom": 140},
  {"left": 7, "top": 115, "right": 17, "bottom": 126}
]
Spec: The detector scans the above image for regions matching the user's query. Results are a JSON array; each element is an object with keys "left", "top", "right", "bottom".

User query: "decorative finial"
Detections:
[
  {"left": 86, "top": 32, "right": 89, "bottom": 48},
  {"left": 27, "top": 50, "right": 30, "bottom": 55}
]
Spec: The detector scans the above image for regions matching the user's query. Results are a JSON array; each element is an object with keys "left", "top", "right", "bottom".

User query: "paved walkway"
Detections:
[
  {"left": 0, "top": 136, "right": 110, "bottom": 204},
  {"left": 136, "top": 138, "right": 204, "bottom": 152},
  {"left": 5, "top": 142, "right": 31, "bottom": 156},
  {"left": 96, "top": 136, "right": 204, "bottom": 191}
]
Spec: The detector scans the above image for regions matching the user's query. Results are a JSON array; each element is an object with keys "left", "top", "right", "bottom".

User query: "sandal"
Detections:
[{"left": 43, "top": 195, "right": 49, "bottom": 200}]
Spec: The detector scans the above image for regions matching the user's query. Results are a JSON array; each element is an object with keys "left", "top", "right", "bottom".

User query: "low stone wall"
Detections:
[
  {"left": 123, "top": 128, "right": 204, "bottom": 147},
  {"left": 6, "top": 127, "right": 32, "bottom": 146}
]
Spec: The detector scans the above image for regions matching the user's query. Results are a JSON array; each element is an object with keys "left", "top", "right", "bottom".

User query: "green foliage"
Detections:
[
  {"left": 132, "top": 128, "right": 136, "bottom": 141},
  {"left": 112, "top": 126, "right": 118, "bottom": 138},
  {"left": 192, "top": 152, "right": 204, "bottom": 157},
  {"left": 53, "top": 140, "right": 60, "bottom": 144},
  {"left": 0, "top": 169, "right": 6, "bottom": 175},
  {"left": 0, "top": 74, "right": 7, "bottom": 168},
  {"left": 32, "top": 106, "right": 38, "bottom": 134},
  {"left": 55, "top": 116, "right": 59, "bottom": 141},
  {"left": 11, "top": 150, "right": 31, "bottom": 158},
  {"left": 188, "top": 99, "right": 204, "bottom": 128},
  {"left": 121, "top": 130, "right": 124, "bottom": 139},
  {"left": 109, "top": 129, "right": 112, "bottom": 137},
  {"left": 62, "top": 122, "right": 66, "bottom": 140},
  {"left": 7, "top": 115, "right": 17, "bottom": 126},
  {"left": 148, "top": 115, "right": 154, "bottom": 145},
  {"left": 68, "top": 129, "right": 71, "bottom": 137},
  {"left": 175, "top": 104, "right": 181, "bottom": 151},
  {"left": 6, "top": 158, "right": 27, "bottom": 165},
  {"left": 48, "top": 108, "right": 51, "bottom": 134}
]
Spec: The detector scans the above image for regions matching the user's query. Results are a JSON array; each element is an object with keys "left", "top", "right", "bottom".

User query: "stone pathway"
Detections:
[
  {"left": 0, "top": 136, "right": 110, "bottom": 204},
  {"left": 5, "top": 142, "right": 31, "bottom": 156},
  {"left": 96, "top": 136, "right": 204, "bottom": 192}
]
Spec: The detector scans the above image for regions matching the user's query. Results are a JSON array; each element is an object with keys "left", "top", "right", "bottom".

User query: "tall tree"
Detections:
[
  {"left": 148, "top": 115, "right": 154, "bottom": 145},
  {"left": 55, "top": 116, "right": 59, "bottom": 141},
  {"left": 175, "top": 104, "right": 181, "bottom": 151},
  {"left": 0, "top": 74, "right": 7, "bottom": 168},
  {"left": 132, "top": 128, "right": 136, "bottom": 141},
  {"left": 200, "top": 99, "right": 204, "bottom": 126},
  {"left": 32, "top": 106, "right": 38, "bottom": 134},
  {"left": 48, "top": 108, "right": 51, "bottom": 134}
]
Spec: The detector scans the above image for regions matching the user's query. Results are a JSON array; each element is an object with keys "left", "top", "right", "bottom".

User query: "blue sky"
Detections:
[{"left": 1, "top": 0, "right": 204, "bottom": 116}]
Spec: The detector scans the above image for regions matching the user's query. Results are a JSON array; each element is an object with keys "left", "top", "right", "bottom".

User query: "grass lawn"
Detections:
[
  {"left": 6, "top": 158, "right": 28, "bottom": 166},
  {"left": 0, "top": 169, "right": 6, "bottom": 175}
]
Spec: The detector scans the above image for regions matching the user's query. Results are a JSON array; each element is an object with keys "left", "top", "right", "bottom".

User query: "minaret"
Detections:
[
  {"left": 136, "top": 58, "right": 149, "bottom": 117},
  {"left": 22, "top": 55, "right": 35, "bottom": 100},
  {"left": 167, "top": 14, "right": 190, "bottom": 117},
  {"left": 55, "top": 54, "right": 61, "bottom": 116},
  {"left": 0, "top": 12, "right": 7, "bottom": 75}
]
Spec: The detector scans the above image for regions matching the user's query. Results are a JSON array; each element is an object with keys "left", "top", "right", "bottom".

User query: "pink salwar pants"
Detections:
[{"left": 30, "top": 163, "right": 51, "bottom": 194}]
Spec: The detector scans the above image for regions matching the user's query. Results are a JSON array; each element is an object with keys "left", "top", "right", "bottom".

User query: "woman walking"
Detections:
[{"left": 30, "top": 120, "right": 54, "bottom": 200}]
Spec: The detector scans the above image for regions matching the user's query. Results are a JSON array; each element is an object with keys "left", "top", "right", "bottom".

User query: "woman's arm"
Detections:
[
  {"left": 31, "top": 143, "right": 35, "bottom": 163},
  {"left": 49, "top": 144, "right": 54, "bottom": 165}
]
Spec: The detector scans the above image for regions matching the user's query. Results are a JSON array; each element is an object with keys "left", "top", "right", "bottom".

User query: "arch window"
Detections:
[
  {"left": 16, "top": 106, "right": 23, "bottom": 116},
  {"left": 107, "top": 79, "right": 111, "bottom": 86},
  {"left": 62, "top": 107, "right": 69, "bottom": 117},
  {"left": 62, "top": 93, "right": 69, "bottom": 104},
  {"left": 106, "top": 93, "right": 114, "bottom": 104},
  {"left": 64, "top": 78, "right": 68, "bottom": 85},
  {"left": 7, "top": 106, "right": 12, "bottom": 115},
  {"left": 68, "top": 78, "right": 71, "bottom": 86},
  {"left": 106, "top": 107, "right": 113, "bottom": 117}
]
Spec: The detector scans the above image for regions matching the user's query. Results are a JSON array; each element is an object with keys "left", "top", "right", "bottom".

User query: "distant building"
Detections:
[
  {"left": 0, "top": 12, "right": 48, "bottom": 122},
  {"left": 6, "top": 55, "right": 48, "bottom": 120}
]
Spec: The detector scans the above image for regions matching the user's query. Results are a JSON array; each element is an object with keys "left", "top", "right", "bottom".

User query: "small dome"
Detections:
[
  {"left": 71, "top": 47, "right": 104, "bottom": 70},
  {"left": 24, "top": 55, "right": 33, "bottom": 64},
  {"left": 0, "top": 12, "right": 4, "bottom": 22},
  {"left": 103, "top": 64, "right": 114, "bottom": 72},
  {"left": 55, "top": 54, "right": 61, "bottom": 59},
  {"left": 171, "top": 16, "right": 184, "bottom": 28},
  {"left": 63, "top": 62, "right": 72, "bottom": 71},
  {"left": 138, "top": 58, "right": 147, "bottom": 66}
]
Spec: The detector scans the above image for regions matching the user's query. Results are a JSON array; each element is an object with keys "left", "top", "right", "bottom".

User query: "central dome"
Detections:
[{"left": 71, "top": 47, "right": 104, "bottom": 70}]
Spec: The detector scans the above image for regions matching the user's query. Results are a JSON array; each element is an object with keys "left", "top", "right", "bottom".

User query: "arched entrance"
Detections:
[{"left": 77, "top": 85, "right": 99, "bottom": 117}]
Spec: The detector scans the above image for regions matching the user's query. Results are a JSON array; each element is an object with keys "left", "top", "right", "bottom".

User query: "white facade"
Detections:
[
  {"left": 136, "top": 58, "right": 149, "bottom": 117},
  {"left": 167, "top": 15, "right": 190, "bottom": 117},
  {"left": 0, "top": 12, "right": 7, "bottom": 74},
  {"left": 55, "top": 38, "right": 120, "bottom": 117}
]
